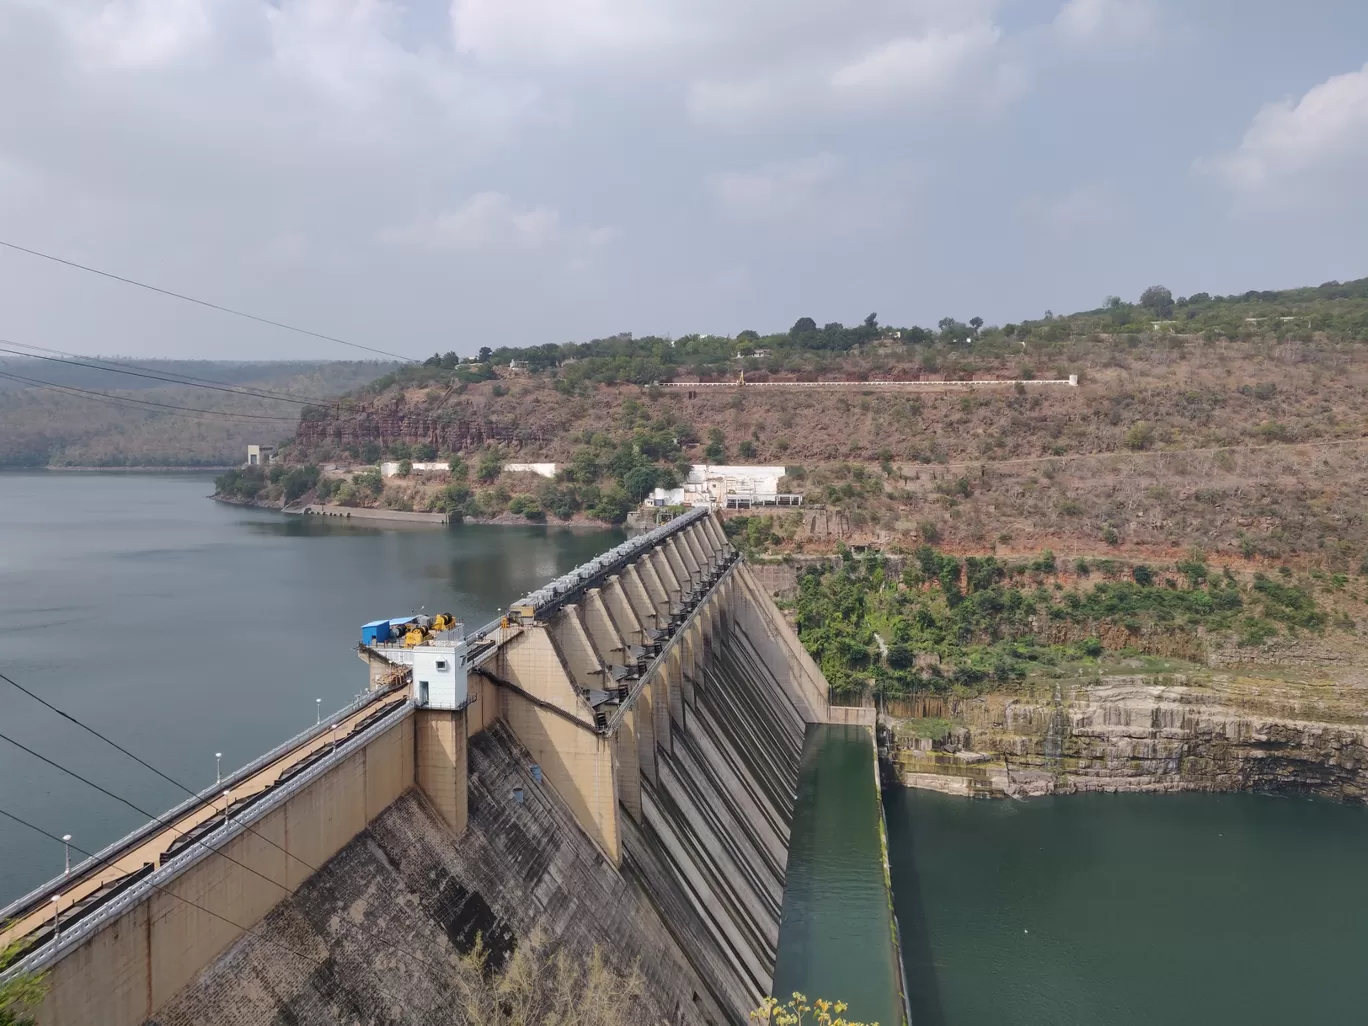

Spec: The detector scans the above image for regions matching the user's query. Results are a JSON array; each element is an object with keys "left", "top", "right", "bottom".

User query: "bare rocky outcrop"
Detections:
[{"left": 885, "top": 673, "right": 1368, "bottom": 801}]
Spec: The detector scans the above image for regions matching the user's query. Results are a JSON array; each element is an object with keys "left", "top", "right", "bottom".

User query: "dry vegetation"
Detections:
[{"left": 295, "top": 337, "right": 1368, "bottom": 569}]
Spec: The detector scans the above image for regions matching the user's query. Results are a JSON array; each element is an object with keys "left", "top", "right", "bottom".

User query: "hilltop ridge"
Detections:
[{"left": 271, "top": 276, "right": 1368, "bottom": 571}]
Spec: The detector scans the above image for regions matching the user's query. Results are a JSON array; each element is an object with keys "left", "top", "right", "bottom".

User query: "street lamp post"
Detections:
[
  {"left": 62, "top": 833, "right": 72, "bottom": 876},
  {"left": 215, "top": 752, "right": 223, "bottom": 785},
  {"left": 222, "top": 790, "right": 232, "bottom": 828},
  {"left": 330, "top": 724, "right": 338, "bottom": 754},
  {"left": 50, "top": 895, "right": 61, "bottom": 945},
  {"left": 316, "top": 698, "right": 322, "bottom": 725}
]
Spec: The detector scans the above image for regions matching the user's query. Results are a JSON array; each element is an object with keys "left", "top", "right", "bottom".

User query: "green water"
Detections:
[
  {"left": 774, "top": 724, "right": 904, "bottom": 1026},
  {"left": 886, "top": 788, "right": 1368, "bottom": 1025},
  {"left": 0, "top": 471, "right": 621, "bottom": 903}
]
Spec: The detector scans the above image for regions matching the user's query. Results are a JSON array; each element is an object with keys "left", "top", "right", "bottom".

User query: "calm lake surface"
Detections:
[
  {"left": 0, "top": 471, "right": 621, "bottom": 902},
  {"left": 887, "top": 787, "right": 1368, "bottom": 1026}
]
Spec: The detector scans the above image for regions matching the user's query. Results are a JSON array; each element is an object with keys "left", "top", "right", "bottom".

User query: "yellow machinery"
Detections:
[
  {"left": 404, "top": 626, "right": 429, "bottom": 647},
  {"left": 431, "top": 613, "right": 456, "bottom": 632}
]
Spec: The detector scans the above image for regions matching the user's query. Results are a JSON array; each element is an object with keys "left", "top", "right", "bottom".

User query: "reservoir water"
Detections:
[
  {"left": 5, "top": 472, "right": 1368, "bottom": 1026},
  {"left": 0, "top": 471, "right": 621, "bottom": 902}
]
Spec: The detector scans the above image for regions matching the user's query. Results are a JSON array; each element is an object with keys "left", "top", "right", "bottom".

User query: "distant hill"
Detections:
[
  {"left": 0, "top": 360, "right": 397, "bottom": 467},
  {"left": 279, "top": 274, "right": 1368, "bottom": 569}
]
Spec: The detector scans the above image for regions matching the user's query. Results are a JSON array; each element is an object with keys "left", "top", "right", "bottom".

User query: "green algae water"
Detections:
[
  {"left": 775, "top": 724, "right": 904, "bottom": 1026},
  {"left": 886, "top": 788, "right": 1368, "bottom": 1025}
]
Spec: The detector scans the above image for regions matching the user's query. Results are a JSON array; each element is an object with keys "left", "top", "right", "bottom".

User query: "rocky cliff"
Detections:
[{"left": 884, "top": 672, "right": 1368, "bottom": 801}]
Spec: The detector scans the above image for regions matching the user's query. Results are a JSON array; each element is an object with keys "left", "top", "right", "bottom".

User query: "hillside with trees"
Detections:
[
  {"left": 0, "top": 360, "right": 395, "bottom": 468},
  {"left": 274, "top": 275, "right": 1368, "bottom": 572}
]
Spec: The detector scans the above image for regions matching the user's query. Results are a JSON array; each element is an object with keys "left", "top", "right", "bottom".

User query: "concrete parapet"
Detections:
[{"left": 20, "top": 711, "right": 416, "bottom": 1026}]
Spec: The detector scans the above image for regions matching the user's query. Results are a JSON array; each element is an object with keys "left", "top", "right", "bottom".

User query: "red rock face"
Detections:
[{"left": 295, "top": 400, "right": 531, "bottom": 456}]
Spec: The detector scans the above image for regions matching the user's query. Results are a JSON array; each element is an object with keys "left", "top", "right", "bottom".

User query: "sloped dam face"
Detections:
[
  {"left": 10, "top": 517, "right": 870, "bottom": 1026},
  {"left": 147, "top": 597, "right": 820, "bottom": 1025},
  {"left": 141, "top": 569, "right": 823, "bottom": 1025}
]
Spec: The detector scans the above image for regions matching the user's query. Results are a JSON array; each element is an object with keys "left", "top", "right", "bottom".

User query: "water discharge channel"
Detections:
[{"left": 774, "top": 724, "right": 905, "bottom": 1026}]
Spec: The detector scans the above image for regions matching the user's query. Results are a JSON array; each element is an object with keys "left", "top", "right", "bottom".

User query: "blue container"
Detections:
[{"left": 360, "top": 619, "right": 393, "bottom": 646}]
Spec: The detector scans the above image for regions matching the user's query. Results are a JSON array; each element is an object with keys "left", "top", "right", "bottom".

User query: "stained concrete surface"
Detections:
[{"left": 145, "top": 724, "right": 724, "bottom": 1026}]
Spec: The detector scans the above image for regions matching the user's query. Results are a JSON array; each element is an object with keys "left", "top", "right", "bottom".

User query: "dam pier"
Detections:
[{"left": 0, "top": 510, "right": 901, "bottom": 1025}]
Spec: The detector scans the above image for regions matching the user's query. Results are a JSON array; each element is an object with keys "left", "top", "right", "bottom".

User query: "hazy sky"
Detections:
[{"left": 1, "top": 0, "right": 1366, "bottom": 359}]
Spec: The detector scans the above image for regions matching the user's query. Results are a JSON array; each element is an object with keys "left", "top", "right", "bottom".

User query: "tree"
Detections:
[
  {"left": 737, "top": 329, "right": 760, "bottom": 342},
  {"left": 477, "top": 447, "right": 505, "bottom": 483},
  {"left": 969, "top": 316, "right": 984, "bottom": 334},
  {"left": 1139, "top": 285, "right": 1174, "bottom": 319},
  {"left": 752, "top": 994, "right": 873, "bottom": 1026},
  {"left": 790, "top": 317, "right": 817, "bottom": 338},
  {"left": 477, "top": 346, "right": 493, "bottom": 363},
  {"left": 450, "top": 928, "right": 646, "bottom": 1026},
  {"left": 705, "top": 427, "right": 727, "bottom": 463},
  {"left": 863, "top": 312, "right": 878, "bottom": 329},
  {"left": 1, "top": 936, "right": 46, "bottom": 1026},
  {"left": 938, "top": 317, "right": 970, "bottom": 342}
]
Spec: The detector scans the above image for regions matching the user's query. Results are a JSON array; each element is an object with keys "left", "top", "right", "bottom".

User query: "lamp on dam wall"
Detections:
[
  {"left": 316, "top": 698, "right": 321, "bottom": 726},
  {"left": 49, "top": 894, "right": 60, "bottom": 946},
  {"left": 62, "top": 833, "right": 72, "bottom": 876},
  {"left": 216, "top": 752, "right": 222, "bottom": 785}
]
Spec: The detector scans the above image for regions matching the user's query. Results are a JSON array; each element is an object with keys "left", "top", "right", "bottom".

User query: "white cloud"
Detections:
[
  {"left": 1017, "top": 182, "right": 1122, "bottom": 234},
  {"left": 689, "top": 19, "right": 1009, "bottom": 129},
  {"left": 380, "top": 192, "right": 617, "bottom": 255},
  {"left": 451, "top": 0, "right": 672, "bottom": 65},
  {"left": 830, "top": 25, "right": 1001, "bottom": 105},
  {"left": 69, "top": 0, "right": 211, "bottom": 68},
  {"left": 381, "top": 192, "right": 559, "bottom": 250},
  {"left": 1200, "top": 62, "right": 1368, "bottom": 209},
  {"left": 710, "top": 154, "right": 846, "bottom": 224},
  {"left": 708, "top": 152, "right": 916, "bottom": 236},
  {"left": 1053, "top": 0, "right": 1158, "bottom": 48}
]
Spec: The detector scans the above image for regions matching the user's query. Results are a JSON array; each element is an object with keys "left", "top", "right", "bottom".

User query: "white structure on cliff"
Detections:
[{"left": 648, "top": 464, "right": 801, "bottom": 509}]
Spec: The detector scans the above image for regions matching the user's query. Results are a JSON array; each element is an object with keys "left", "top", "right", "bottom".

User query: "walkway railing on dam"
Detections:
[{"left": 0, "top": 685, "right": 411, "bottom": 974}]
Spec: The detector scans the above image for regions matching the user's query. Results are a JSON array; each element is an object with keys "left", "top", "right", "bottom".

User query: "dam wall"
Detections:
[
  {"left": 17, "top": 706, "right": 416, "bottom": 1026},
  {"left": 5, "top": 512, "right": 834, "bottom": 1026},
  {"left": 143, "top": 725, "right": 727, "bottom": 1026}
]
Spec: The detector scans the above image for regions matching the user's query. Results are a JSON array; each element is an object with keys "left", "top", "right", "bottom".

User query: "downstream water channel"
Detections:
[
  {"left": 4, "top": 472, "right": 1367, "bottom": 1024},
  {"left": 773, "top": 724, "right": 904, "bottom": 1026}
]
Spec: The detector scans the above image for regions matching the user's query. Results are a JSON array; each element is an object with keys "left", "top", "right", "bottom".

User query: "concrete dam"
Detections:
[{"left": 0, "top": 510, "right": 862, "bottom": 1025}]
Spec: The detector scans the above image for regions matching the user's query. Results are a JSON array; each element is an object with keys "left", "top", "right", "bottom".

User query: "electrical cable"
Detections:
[
  {"left": 0, "top": 339, "right": 370, "bottom": 405},
  {"left": 0, "top": 343, "right": 337, "bottom": 407},
  {"left": 0, "top": 238, "right": 417, "bottom": 362},
  {"left": 0, "top": 806, "right": 417, "bottom": 1013},
  {"left": 0, "top": 697, "right": 449, "bottom": 977},
  {"left": 0, "top": 670, "right": 314, "bottom": 874},
  {"left": 0, "top": 369, "right": 300, "bottom": 421}
]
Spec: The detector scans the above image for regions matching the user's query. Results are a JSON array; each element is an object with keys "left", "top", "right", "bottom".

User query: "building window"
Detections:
[
  {"left": 436, "top": 660, "right": 448, "bottom": 671},
  {"left": 417, "top": 681, "right": 429, "bottom": 705}
]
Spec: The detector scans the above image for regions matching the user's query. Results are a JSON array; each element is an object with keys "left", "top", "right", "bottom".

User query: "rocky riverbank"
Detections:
[{"left": 881, "top": 669, "right": 1368, "bottom": 802}]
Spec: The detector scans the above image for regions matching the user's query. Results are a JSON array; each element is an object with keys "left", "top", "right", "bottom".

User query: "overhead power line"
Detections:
[
  {"left": 0, "top": 344, "right": 331, "bottom": 407},
  {"left": 0, "top": 669, "right": 451, "bottom": 984},
  {"left": 0, "top": 339, "right": 341, "bottom": 406},
  {"left": 0, "top": 723, "right": 447, "bottom": 979},
  {"left": 0, "top": 238, "right": 416, "bottom": 362},
  {"left": 0, "top": 669, "right": 310, "bottom": 875},
  {"left": 0, "top": 369, "right": 300, "bottom": 421},
  {"left": 0, "top": 806, "right": 417, "bottom": 1013}
]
